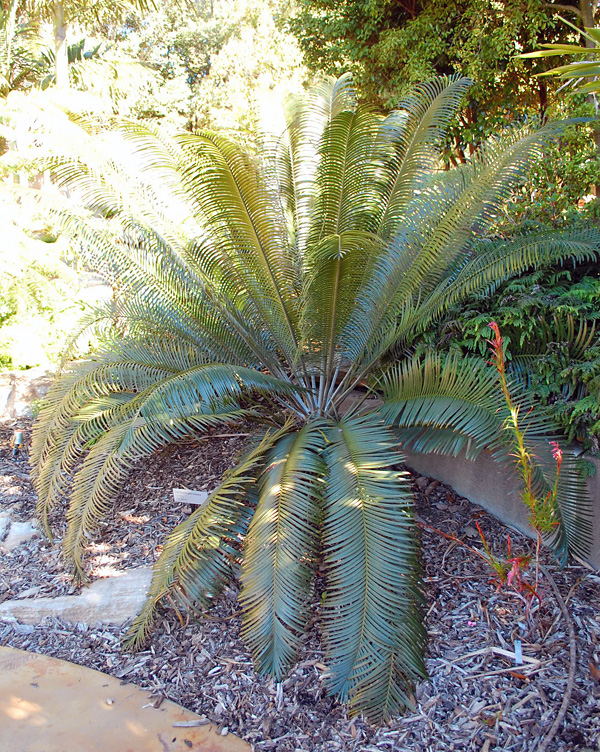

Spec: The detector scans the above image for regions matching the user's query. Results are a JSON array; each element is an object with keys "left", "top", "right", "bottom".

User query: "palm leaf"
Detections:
[
  {"left": 376, "top": 75, "right": 472, "bottom": 240},
  {"left": 404, "top": 229, "right": 600, "bottom": 344},
  {"left": 124, "top": 428, "right": 288, "bottom": 650},
  {"left": 240, "top": 422, "right": 326, "bottom": 678},
  {"left": 378, "top": 353, "right": 593, "bottom": 561},
  {"left": 321, "top": 414, "right": 426, "bottom": 722},
  {"left": 34, "top": 345, "right": 300, "bottom": 574}
]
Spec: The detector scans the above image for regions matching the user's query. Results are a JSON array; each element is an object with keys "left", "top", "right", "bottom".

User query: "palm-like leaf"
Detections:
[
  {"left": 322, "top": 414, "right": 426, "bottom": 721},
  {"left": 27, "top": 74, "right": 599, "bottom": 721},
  {"left": 520, "top": 20, "right": 600, "bottom": 95},
  {"left": 378, "top": 354, "right": 593, "bottom": 562},
  {"left": 125, "top": 428, "right": 288, "bottom": 649},
  {"left": 240, "top": 423, "right": 326, "bottom": 678}
]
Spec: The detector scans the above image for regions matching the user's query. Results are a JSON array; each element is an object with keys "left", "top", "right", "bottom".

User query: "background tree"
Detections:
[
  {"left": 113, "top": 0, "right": 306, "bottom": 132},
  {"left": 21, "top": 0, "right": 155, "bottom": 88},
  {"left": 287, "top": 1, "right": 600, "bottom": 153},
  {"left": 0, "top": 0, "right": 43, "bottom": 95}
]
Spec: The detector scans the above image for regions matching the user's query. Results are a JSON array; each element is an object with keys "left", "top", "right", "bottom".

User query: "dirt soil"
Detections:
[{"left": 0, "top": 417, "right": 599, "bottom": 752}]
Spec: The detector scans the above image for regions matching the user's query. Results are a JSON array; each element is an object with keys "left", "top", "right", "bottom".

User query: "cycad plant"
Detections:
[{"left": 31, "top": 75, "right": 597, "bottom": 721}]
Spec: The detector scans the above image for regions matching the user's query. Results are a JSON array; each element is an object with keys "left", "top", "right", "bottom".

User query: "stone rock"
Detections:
[
  {"left": 0, "top": 512, "right": 10, "bottom": 541},
  {"left": 0, "top": 519, "right": 39, "bottom": 552},
  {"left": 0, "top": 566, "right": 153, "bottom": 626},
  {"left": 0, "top": 367, "right": 53, "bottom": 419},
  {"left": 3, "top": 618, "right": 35, "bottom": 635}
]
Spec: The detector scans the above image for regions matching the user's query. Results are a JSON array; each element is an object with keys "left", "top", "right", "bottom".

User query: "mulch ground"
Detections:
[{"left": 0, "top": 417, "right": 599, "bottom": 752}]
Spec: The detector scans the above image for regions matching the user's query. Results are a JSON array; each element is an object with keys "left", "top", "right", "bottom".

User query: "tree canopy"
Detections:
[{"left": 288, "top": 1, "right": 600, "bottom": 151}]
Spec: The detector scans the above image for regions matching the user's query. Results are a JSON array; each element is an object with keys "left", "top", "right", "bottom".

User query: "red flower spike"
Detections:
[{"left": 550, "top": 441, "right": 563, "bottom": 472}]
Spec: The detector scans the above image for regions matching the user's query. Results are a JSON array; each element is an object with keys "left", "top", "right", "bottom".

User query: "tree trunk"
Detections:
[
  {"left": 580, "top": 0, "right": 597, "bottom": 28},
  {"left": 2, "top": 0, "right": 20, "bottom": 89},
  {"left": 580, "top": 1, "right": 600, "bottom": 195},
  {"left": 52, "top": 1, "right": 69, "bottom": 88},
  {"left": 539, "top": 79, "right": 548, "bottom": 123}
]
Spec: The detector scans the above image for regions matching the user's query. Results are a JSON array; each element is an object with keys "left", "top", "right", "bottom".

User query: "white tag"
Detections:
[{"left": 172, "top": 489, "right": 209, "bottom": 506}]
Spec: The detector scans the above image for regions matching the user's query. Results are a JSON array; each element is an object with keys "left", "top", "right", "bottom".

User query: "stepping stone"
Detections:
[
  {"left": 0, "top": 646, "right": 251, "bottom": 752},
  {"left": 0, "top": 566, "right": 153, "bottom": 625},
  {"left": 0, "top": 519, "right": 39, "bottom": 552}
]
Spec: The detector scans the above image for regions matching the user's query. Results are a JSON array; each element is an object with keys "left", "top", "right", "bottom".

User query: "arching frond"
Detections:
[
  {"left": 378, "top": 354, "right": 593, "bottom": 561},
  {"left": 124, "top": 428, "right": 288, "bottom": 650},
  {"left": 321, "top": 414, "right": 426, "bottom": 721},
  {"left": 32, "top": 343, "right": 300, "bottom": 572},
  {"left": 340, "top": 122, "right": 590, "bottom": 369},
  {"left": 376, "top": 75, "right": 472, "bottom": 239},
  {"left": 240, "top": 423, "right": 326, "bottom": 678},
  {"left": 405, "top": 229, "right": 600, "bottom": 344}
]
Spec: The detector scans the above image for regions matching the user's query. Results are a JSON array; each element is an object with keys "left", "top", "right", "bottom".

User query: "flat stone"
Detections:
[
  {"left": 0, "top": 367, "right": 53, "bottom": 419},
  {"left": 0, "top": 519, "right": 39, "bottom": 552},
  {"left": 0, "top": 566, "right": 153, "bottom": 625},
  {"left": 0, "top": 646, "right": 251, "bottom": 752},
  {"left": 0, "top": 512, "right": 10, "bottom": 541}
]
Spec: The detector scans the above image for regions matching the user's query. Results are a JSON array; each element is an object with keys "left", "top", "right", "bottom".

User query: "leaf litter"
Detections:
[{"left": 0, "top": 418, "right": 598, "bottom": 751}]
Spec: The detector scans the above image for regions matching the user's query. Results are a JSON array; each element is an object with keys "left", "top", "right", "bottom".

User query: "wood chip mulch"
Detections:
[{"left": 0, "top": 418, "right": 599, "bottom": 752}]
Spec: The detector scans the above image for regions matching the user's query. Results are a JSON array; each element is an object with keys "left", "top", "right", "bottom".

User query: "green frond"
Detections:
[
  {"left": 341, "top": 122, "right": 590, "bottom": 368},
  {"left": 378, "top": 353, "right": 514, "bottom": 459},
  {"left": 321, "top": 414, "right": 426, "bottom": 722},
  {"left": 173, "top": 130, "right": 301, "bottom": 361},
  {"left": 34, "top": 346, "right": 300, "bottom": 574},
  {"left": 307, "top": 105, "right": 381, "bottom": 245},
  {"left": 62, "top": 405, "right": 250, "bottom": 579},
  {"left": 378, "top": 354, "right": 593, "bottom": 561},
  {"left": 240, "top": 422, "right": 326, "bottom": 678},
  {"left": 124, "top": 428, "right": 288, "bottom": 650},
  {"left": 301, "top": 230, "right": 385, "bottom": 370},
  {"left": 376, "top": 75, "right": 472, "bottom": 239},
  {"left": 273, "top": 73, "right": 358, "bottom": 258},
  {"left": 404, "top": 229, "right": 600, "bottom": 343}
]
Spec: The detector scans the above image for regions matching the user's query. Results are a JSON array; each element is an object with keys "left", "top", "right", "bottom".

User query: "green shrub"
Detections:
[{"left": 420, "top": 259, "right": 600, "bottom": 453}]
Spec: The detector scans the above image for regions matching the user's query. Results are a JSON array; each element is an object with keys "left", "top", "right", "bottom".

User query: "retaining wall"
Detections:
[{"left": 403, "top": 448, "right": 600, "bottom": 569}]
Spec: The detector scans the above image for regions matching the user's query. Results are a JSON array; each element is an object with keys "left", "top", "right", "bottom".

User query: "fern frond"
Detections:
[
  {"left": 321, "top": 414, "right": 426, "bottom": 722},
  {"left": 378, "top": 353, "right": 593, "bottom": 561},
  {"left": 124, "top": 428, "right": 288, "bottom": 650},
  {"left": 376, "top": 75, "right": 472, "bottom": 239},
  {"left": 240, "top": 422, "right": 326, "bottom": 678}
]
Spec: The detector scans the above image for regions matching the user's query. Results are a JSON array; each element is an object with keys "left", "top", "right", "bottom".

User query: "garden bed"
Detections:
[{"left": 0, "top": 418, "right": 599, "bottom": 752}]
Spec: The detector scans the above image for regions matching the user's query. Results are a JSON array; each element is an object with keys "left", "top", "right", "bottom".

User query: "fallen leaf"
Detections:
[{"left": 589, "top": 661, "right": 600, "bottom": 683}]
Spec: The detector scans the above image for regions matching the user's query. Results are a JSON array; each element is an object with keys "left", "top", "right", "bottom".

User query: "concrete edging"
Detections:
[{"left": 403, "top": 448, "right": 600, "bottom": 569}]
